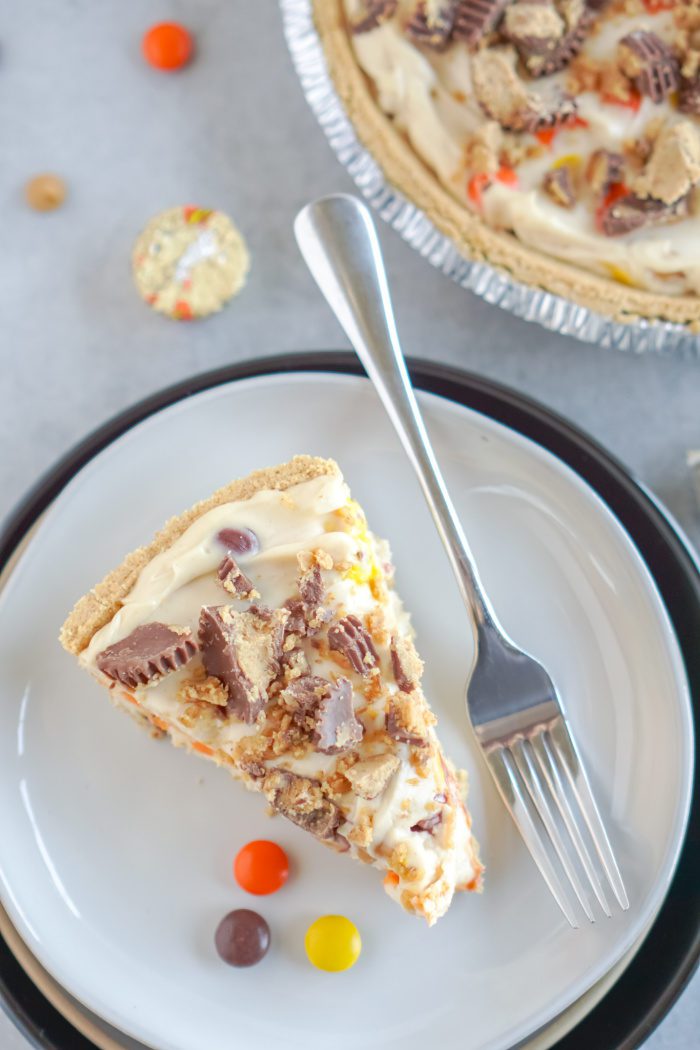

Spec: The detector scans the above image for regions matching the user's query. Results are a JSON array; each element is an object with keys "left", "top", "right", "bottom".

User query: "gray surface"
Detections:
[{"left": 0, "top": 1, "right": 697, "bottom": 1048}]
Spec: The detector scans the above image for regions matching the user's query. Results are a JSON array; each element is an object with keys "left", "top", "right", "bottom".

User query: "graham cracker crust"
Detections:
[{"left": 59, "top": 455, "right": 340, "bottom": 656}]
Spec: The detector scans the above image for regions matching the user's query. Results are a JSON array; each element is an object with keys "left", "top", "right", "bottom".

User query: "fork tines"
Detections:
[{"left": 487, "top": 716, "right": 629, "bottom": 927}]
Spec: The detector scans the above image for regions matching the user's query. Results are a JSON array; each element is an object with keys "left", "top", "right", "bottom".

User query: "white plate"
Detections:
[{"left": 0, "top": 373, "right": 694, "bottom": 1050}]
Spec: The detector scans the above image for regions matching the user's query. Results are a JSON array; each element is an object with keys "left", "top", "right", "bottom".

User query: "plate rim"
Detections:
[{"left": 1, "top": 351, "right": 698, "bottom": 1050}]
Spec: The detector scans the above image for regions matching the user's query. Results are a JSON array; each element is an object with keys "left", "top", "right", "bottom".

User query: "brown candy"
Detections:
[
  {"left": 543, "top": 166, "right": 577, "bottom": 208},
  {"left": 262, "top": 769, "right": 341, "bottom": 840},
  {"left": 216, "top": 527, "right": 259, "bottom": 556},
  {"left": 25, "top": 173, "right": 67, "bottom": 212},
  {"left": 198, "top": 605, "right": 285, "bottom": 723},
  {"left": 599, "top": 192, "right": 691, "bottom": 237},
  {"left": 328, "top": 615, "right": 379, "bottom": 676},
  {"left": 217, "top": 555, "right": 257, "bottom": 599},
  {"left": 312, "top": 678, "right": 363, "bottom": 755},
  {"left": 454, "top": 0, "right": 509, "bottom": 49},
  {"left": 96, "top": 623, "right": 197, "bottom": 689},
  {"left": 407, "top": 1, "right": 459, "bottom": 49},
  {"left": 215, "top": 909, "right": 270, "bottom": 967},
  {"left": 618, "top": 31, "right": 679, "bottom": 103}
]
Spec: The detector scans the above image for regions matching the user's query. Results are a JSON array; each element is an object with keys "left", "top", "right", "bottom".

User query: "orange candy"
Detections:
[
  {"left": 642, "top": 0, "right": 673, "bottom": 11},
  {"left": 467, "top": 172, "right": 491, "bottom": 209},
  {"left": 234, "top": 841, "right": 289, "bottom": 896},
  {"left": 535, "top": 128, "right": 557, "bottom": 149},
  {"left": 142, "top": 22, "right": 194, "bottom": 71},
  {"left": 595, "top": 181, "right": 630, "bottom": 232},
  {"left": 602, "top": 90, "right": 641, "bottom": 113},
  {"left": 467, "top": 166, "right": 518, "bottom": 210}
]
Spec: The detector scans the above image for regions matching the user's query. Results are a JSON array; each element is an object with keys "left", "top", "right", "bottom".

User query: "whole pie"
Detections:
[
  {"left": 314, "top": 0, "right": 700, "bottom": 328},
  {"left": 60, "top": 456, "right": 482, "bottom": 925}
]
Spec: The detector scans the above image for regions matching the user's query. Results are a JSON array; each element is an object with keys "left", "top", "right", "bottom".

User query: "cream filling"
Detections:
[
  {"left": 347, "top": 6, "right": 700, "bottom": 295},
  {"left": 83, "top": 472, "right": 477, "bottom": 918}
]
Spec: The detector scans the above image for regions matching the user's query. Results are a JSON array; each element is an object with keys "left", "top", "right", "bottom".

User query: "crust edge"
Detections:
[{"left": 59, "top": 455, "right": 341, "bottom": 656}]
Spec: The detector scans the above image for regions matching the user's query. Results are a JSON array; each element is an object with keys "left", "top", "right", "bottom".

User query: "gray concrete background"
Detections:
[{"left": 0, "top": 1, "right": 697, "bottom": 1047}]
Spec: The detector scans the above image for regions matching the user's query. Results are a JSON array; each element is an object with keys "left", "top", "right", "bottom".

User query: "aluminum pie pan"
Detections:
[{"left": 281, "top": 0, "right": 700, "bottom": 356}]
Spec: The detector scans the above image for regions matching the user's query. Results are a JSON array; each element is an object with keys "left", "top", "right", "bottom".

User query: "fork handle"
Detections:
[{"left": 294, "top": 193, "right": 497, "bottom": 631}]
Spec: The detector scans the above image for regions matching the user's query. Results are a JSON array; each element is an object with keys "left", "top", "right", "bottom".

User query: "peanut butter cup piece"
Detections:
[
  {"left": 386, "top": 692, "right": 432, "bottom": 747},
  {"left": 453, "top": 0, "right": 509, "bottom": 49},
  {"left": 262, "top": 769, "right": 342, "bottom": 840},
  {"left": 328, "top": 614, "right": 379, "bottom": 675},
  {"left": 407, "top": 1, "right": 458, "bottom": 49},
  {"left": 586, "top": 149, "right": 625, "bottom": 196},
  {"left": 680, "top": 74, "right": 700, "bottom": 116},
  {"left": 522, "top": 0, "right": 593, "bottom": 77},
  {"left": 198, "top": 605, "right": 286, "bottom": 723},
  {"left": 350, "top": 0, "right": 398, "bottom": 33},
  {"left": 618, "top": 31, "right": 679, "bottom": 103},
  {"left": 472, "top": 47, "right": 577, "bottom": 132},
  {"left": 391, "top": 635, "right": 423, "bottom": 692},
  {"left": 312, "top": 677, "right": 364, "bottom": 755},
  {"left": 503, "top": 1, "right": 565, "bottom": 61},
  {"left": 346, "top": 752, "right": 400, "bottom": 799},
  {"left": 96, "top": 623, "right": 197, "bottom": 689},
  {"left": 543, "top": 166, "right": 577, "bottom": 208},
  {"left": 599, "top": 193, "right": 691, "bottom": 237},
  {"left": 632, "top": 120, "right": 700, "bottom": 206},
  {"left": 217, "top": 556, "right": 258, "bottom": 599}
]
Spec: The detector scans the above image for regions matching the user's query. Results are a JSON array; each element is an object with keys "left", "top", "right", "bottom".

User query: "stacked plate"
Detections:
[{"left": 1, "top": 356, "right": 698, "bottom": 1050}]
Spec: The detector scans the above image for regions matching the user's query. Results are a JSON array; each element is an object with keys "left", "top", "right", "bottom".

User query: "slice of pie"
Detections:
[
  {"left": 312, "top": 0, "right": 700, "bottom": 329},
  {"left": 60, "top": 456, "right": 482, "bottom": 925}
]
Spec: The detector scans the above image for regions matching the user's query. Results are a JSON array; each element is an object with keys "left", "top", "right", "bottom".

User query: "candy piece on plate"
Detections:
[
  {"left": 142, "top": 22, "right": 194, "bottom": 71},
  {"left": 60, "top": 456, "right": 483, "bottom": 925},
  {"left": 215, "top": 909, "right": 270, "bottom": 967},
  {"left": 132, "top": 205, "right": 250, "bottom": 320},
  {"left": 234, "top": 840, "right": 289, "bottom": 895},
  {"left": 25, "top": 173, "right": 67, "bottom": 211},
  {"left": 305, "top": 915, "right": 361, "bottom": 972}
]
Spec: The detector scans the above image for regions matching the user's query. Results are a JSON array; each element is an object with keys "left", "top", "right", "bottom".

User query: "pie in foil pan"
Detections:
[{"left": 281, "top": 0, "right": 700, "bottom": 355}]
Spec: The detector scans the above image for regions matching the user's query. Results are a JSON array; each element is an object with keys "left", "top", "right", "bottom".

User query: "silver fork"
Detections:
[{"left": 294, "top": 193, "right": 629, "bottom": 926}]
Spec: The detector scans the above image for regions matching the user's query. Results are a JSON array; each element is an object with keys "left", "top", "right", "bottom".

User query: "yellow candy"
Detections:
[
  {"left": 604, "top": 263, "right": 637, "bottom": 287},
  {"left": 345, "top": 560, "right": 381, "bottom": 586},
  {"left": 552, "top": 153, "right": 581, "bottom": 171},
  {"left": 305, "top": 915, "right": 362, "bottom": 972}
]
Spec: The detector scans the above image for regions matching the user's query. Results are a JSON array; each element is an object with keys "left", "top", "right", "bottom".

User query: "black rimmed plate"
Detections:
[{"left": 1, "top": 354, "right": 697, "bottom": 1050}]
